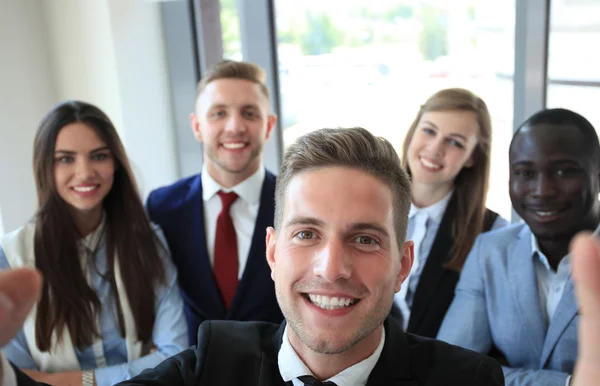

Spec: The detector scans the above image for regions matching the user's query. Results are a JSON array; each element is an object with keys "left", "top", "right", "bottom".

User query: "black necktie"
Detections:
[{"left": 297, "top": 375, "right": 337, "bottom": 386}]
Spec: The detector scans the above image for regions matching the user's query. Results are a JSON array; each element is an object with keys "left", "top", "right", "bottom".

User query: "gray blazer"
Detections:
[{"left": 437, "top": 223, "right": 577, "bottom": 386}]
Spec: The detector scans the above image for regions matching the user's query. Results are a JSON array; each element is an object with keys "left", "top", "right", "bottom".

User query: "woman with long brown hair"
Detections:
[
  {"left": 0, "top": 101, "right": 187, "bottom": 386},
  {"left": 391, "top": 88, "right": 508, "bottom": 338}
]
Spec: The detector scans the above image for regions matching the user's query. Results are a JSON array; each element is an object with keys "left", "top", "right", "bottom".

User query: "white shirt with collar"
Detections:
[
  {"left": 530, "top": 234, "right": 572, "bottom": 323},
  {"left": 278, "top": 326, "right": 385, "bottom": 386},
  {"left": 530, "top": 235, "right": 573, "bottom": 386},
  {"left": 201, "top": 164, "right": 265, "bottom": 279}
]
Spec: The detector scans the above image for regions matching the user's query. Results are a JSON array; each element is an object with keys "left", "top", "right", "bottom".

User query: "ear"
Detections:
[
  {"left": 395, "top": 240, "right": 414, "bottom": 293},
  {"left": 265, "top": 114, "right": 277, "bottom": 141},
  {"left": 266, "top": 227, "right": 277, "bottom": 281},
  {"left": 190, "top": 113, "right": 203, "bottom": 143}
]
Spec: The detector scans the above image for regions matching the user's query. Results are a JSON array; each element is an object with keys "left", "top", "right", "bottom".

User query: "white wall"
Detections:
[
  {"left": 107, "top": 0, "right": 179, "bottom": 195},
  {"left": 42, "top": 0, "right": 179, "bottom": 198},
  {"left": 0, "top": 0, "right": 57, "bottom": 234},
  {"left": 41, "top": 1, "right": 124, "bottom": 132},
  {"left": 0, "top": 0, "right": 179, "bottom": 233}
]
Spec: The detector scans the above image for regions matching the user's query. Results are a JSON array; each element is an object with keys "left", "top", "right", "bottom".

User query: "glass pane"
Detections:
[
  {"left": 220, "top": 0, "right": 242, "bottom": 60},
  {"left": 275, "top": 0, "right": 515, "bottom": 219},
  {"left": 546, "top": 0, "right": 600, "bottom": 131}
]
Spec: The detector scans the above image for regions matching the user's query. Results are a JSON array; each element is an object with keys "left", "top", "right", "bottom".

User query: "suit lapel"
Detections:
[
  {"left": 257, "top": 321, "right": 287, "bottom": 386},
  {"left": 366, "top": 318, "right": 418, "bottom": 386},
  {"left": 407, "top": 194, "right": 457, "bottom": 332},
  {"left": 540, "top": 278, "right": 578, "bottom": 366},
  {"left": 509, "top": 227, "right": 547, "bottom": 359},
  {"left": 228, "top": 171, "right": 276, "bottom": 318},
  {"left": 190, "top": 176, "right": 226, "bottom": 317}
]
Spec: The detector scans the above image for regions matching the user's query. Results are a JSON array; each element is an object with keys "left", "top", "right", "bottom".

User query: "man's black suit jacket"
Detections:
[{"left": 117, "top": 316, "right": 504, "bottom": 386}]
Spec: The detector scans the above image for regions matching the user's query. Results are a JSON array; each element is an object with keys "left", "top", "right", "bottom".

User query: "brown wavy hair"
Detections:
[
  {"left": 32, "top": 100, "right": 166, "bottom": 351},
  {"left": 401, "top": 88, "right": 492, "bottom": 271}
]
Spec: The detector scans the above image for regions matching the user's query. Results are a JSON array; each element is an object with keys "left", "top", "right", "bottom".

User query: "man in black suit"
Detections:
[{"left": 116, "top": 127, "right": 503, "bottom": 385}]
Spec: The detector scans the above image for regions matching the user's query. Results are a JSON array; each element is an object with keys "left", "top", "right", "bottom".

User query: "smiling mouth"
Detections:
[
  {"left": 304, "top": 293, "right": 359, "bottom": 310},
  {"left": 526, "top": 207, "right": 569, "bottom": 219},
  {"left": 72, "top": 185, "right": 99, "bottom": 193},
  {"left": 222, "top": 142, "right": 247, "bottom": 150},
  {"left": 419, "top": 156, "right": 442, "bottom": 170}
]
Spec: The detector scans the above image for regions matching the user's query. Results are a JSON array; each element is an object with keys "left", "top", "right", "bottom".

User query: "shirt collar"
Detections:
[
  {"left": 409, "top": 190, "right": 453, "bottom": 224},
  {"left": 530, "top": 231, "right": 572, "bottom": 272},
  {"left": 278, "top": 326, "right": 385, "bottom": 386},
  {"left": 201, "top": 163, "right": 265, "bottom": 206},
  {"left": 78, "top": 214, "right": 106, "bottom": 254}
]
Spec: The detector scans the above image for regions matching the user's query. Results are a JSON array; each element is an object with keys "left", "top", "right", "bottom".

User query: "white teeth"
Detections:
[
  {"left": 73, "top": 186, "right": 96, "bottom": 192},
  {"left": 307, "top": 294, "right": 356, "bottom": 310},
  {"left": 420, "top": 157, "right": 442, "bottom": 169},
  {"left": 536, "top": 211, "right": 559, "bottom": 217},
  {"left": 223, "top": 143, "right": 245, "bottom": 149}
]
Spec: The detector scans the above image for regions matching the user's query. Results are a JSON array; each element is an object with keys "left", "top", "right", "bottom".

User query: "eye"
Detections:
[
  {"left": 422, "top": 127, "right": 435, "bottom": 136},
  {"left": 91, "top": 153, "right": 110, "bottom": 161},
  {"left": 513, "top": 169, "right": 535, "bottom": 179},
  {"left": 448, "top": 138, "right": 465, "bottom": 149},
  {"left": 56, "top": 156, "right": 74, "bottom": 164},
  {"left": 295, "top": 230, "right": 316, "bottom": 240},
  {"left": 556, "top": 168, "right": 581, "bottom": 178},
  {"left": 243, "top": 110, "right": 259, "bottom": 119},
  {"left": 354, "top": 235, "right": 378, "bottom": 245},
  {"left": 211, "top": 110, "right": 226, "bottom": 119}
]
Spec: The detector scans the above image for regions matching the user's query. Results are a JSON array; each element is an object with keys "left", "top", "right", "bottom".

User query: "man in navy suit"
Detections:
[{"left": 146, "top": 60, "right": 283, "bottom": 344}]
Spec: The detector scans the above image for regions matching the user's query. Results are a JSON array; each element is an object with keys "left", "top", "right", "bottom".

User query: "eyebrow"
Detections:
[
  {"left": 55, "top": 146, "right": 110, "bottom": 155},
  {"left": 421, "top": 120, "right": 468, "bottom": 141},
  {"left": 349, "top": 222, "right": 390, "bottom": 237},
  {"left": 284, "top": 216, "right": 325, "bottom": 228},
  {"left": 511, "top": 159, "right": 582, "bottom": 167},
  {"left": 209, "top": 103, "right": 260, "bottom": 110}
]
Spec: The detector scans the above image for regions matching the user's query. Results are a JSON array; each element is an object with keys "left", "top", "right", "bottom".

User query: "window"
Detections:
[
  {"left": 546, "top": 0, "right": 600, "bottom": 132},
  {"left": 220, "top": 0, "right": 242, "bottom": 60},
  {"left": 275, "top": 0, "right": 515, "bottom": 219}
]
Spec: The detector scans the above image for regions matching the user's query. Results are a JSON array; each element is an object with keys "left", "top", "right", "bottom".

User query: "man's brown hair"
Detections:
[
  {"left": 196, "top": 59, "right": 269, "bottom": 99},
  {"left": 275, "top": 127, "right": 412, "bottom": 247}
]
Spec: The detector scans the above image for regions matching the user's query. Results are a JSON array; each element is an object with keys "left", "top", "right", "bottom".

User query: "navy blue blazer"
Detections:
[{"left": 146, "top": 170, "right": 284, "bottom": 345}]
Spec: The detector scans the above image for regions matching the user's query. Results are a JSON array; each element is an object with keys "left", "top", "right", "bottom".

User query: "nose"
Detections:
[
  {"left": 533, "top": 172, "right": 559, "bottom": 198},
  {"left": 426, "top": 135, "right": 445, "bottom": 157},
  {"left": 75, "top": 158, "right": 95, "bottom": 180},
  {"left": 312, "top": 238, "right": 352, "bottom": 282},
  {"left": 224, "top": 112, "right": 246, "bottom": 134}
]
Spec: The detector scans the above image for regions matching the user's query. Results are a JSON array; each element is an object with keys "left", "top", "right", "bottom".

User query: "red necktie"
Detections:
[{"left": 214, "top": 191, "right": 239, "bottom": 309}]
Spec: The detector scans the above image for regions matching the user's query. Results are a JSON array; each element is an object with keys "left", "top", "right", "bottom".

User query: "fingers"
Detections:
[
  {"left": 570, "top": 232, "right": 600, "bottom": 386},
  {"left": 0, "top": 268, "right": 42, "bottom": 348}
]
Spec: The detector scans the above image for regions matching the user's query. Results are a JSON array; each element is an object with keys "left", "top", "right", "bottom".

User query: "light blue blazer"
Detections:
[{"left": 437, "top": 223, "right": 577, "bottom": 386}]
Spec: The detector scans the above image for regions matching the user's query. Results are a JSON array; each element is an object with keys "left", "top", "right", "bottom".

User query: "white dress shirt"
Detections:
[
  {"left": 530, "top": 235, "right": 572, "bottom": 323},
  {"left": 530, "top": 235, "right": 573, "bottom": 386},
  {"left": 0, "top": 352, "right": 17, "bottom": 386},
  {"left": 278, "top": 326, "right": 385, "bottom": 386},
  {"left": 201, "top": 164, "right": 265, "bottom": 279}
]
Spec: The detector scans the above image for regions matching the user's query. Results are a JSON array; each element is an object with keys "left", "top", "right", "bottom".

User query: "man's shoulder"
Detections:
[
  {"left": 147, "top": 174, "right": 201, "bottom": 212},
  {"left": 198, "top": 320, "right": 281, "bottom": 357},
  {"left": 477, "top": 222, "right": 527, "bottom": 244},
  {"left": 404, "top": 333, "right": 503, "bottom": 383}
]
